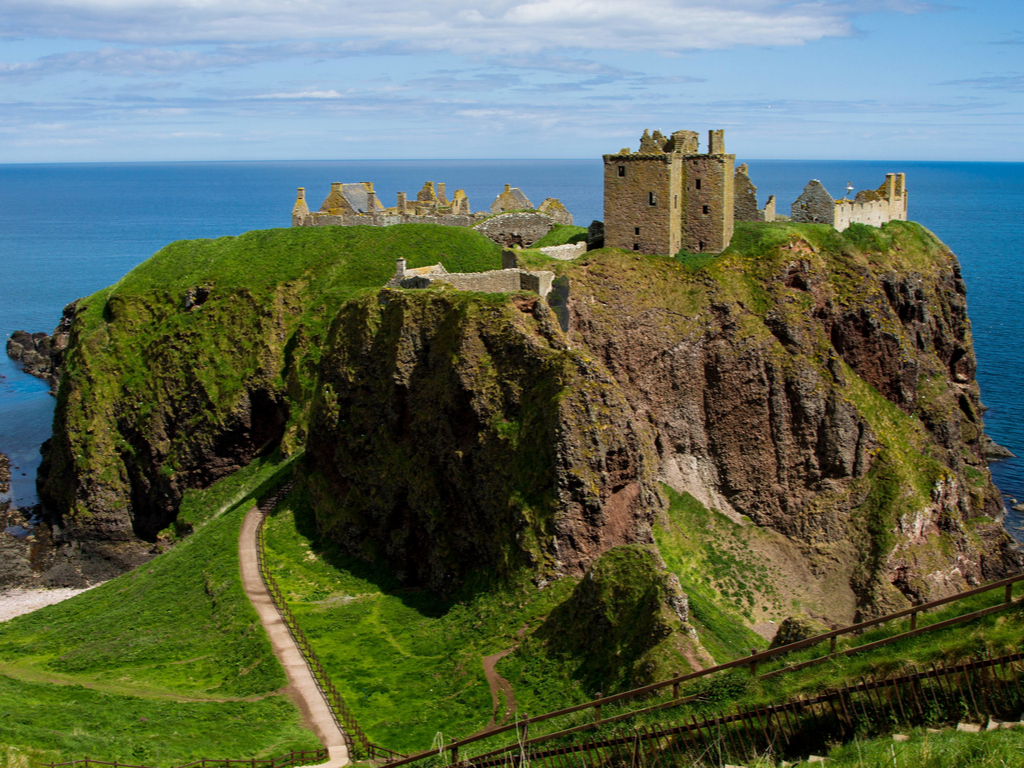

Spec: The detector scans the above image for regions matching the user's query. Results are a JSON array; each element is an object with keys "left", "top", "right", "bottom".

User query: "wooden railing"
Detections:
[
  {"left": 468, "top": 651, "right": 1024, "bottom": 768},
  {"left": 38, "top": 749, "right": 328, "bottom": 768},
  {"left": 254, "top": 484, "right": 404, "bottom": 763},
  {"left": 381, "top": 571, "right": 1024, "bottom": 766}
]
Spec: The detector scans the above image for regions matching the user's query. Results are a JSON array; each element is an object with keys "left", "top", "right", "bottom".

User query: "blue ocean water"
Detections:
[{"left": 1, "top": 159, "right": 1022, "bottom": 540}]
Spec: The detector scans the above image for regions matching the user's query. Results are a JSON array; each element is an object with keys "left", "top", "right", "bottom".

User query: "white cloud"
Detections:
[{"left": 0, "top": 0, "right": 865, "bottom": 54}]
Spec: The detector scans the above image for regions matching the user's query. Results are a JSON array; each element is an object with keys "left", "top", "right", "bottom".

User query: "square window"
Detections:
[
  {"left": 618, "top": 166, "right": 626, "bottom": 177},
  {"left": 703, "top": 205, "right": 709, "bottom": 214},
  {"left": 634, "top": 227, "right": 640, "bottom": 235},
  {"left": 633, "top": 243, "right": 640, "bottom": 251},
  {"left": 695, "top": 179, "right": 702, "bottom": 190}
]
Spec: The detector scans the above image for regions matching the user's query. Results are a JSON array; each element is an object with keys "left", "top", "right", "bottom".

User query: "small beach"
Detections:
[{"left": 0, "top": 586, "right": 99, "bottom": 623}]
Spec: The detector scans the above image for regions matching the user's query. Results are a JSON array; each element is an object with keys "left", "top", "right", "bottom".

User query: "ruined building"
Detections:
[
  {"left": 734, "top": 163, "right": 776, "bottom": 223},
  {"left": 291, "top": 180, "right": 573, "bottom": 247},
  {"left": 605, "top": 128, "right": 908, "bottom": 257},
  {"left": 791, "top": 174, "right": 908, "bottom": 231},
  {"left": 603, "top": 129, "right": 736, "bottom": 256}
]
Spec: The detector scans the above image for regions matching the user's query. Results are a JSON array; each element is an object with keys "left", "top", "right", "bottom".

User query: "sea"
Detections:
[{"left": 1, "top": 159, "right": 1022, "bottom": 541}]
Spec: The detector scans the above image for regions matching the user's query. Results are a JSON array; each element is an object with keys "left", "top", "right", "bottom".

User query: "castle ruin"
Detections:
[
  {"left": 790, "top": 174, "right": 908, "bottom": 231},
  {"left": 603, "top": 129, "right": 735, "bottom": 256},
  {"left": 605, "top": 128, "right": 908, "bottom": 256},
  {"left": 291, "top": 179, "right": 573, "bottom": 247}
]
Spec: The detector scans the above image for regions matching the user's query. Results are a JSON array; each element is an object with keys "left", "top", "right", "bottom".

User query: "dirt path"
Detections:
[
  {"left": 239, "top": 507, "right": 350, "bottom": 767},
  {"left": 481, "top": 648, "right": 517, "bottom": 730}
]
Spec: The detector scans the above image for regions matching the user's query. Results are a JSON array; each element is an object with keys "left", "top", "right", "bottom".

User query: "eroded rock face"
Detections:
[
  {"left": 559, "top": 223, "right": 1016, "bottom": 618},
  {"left": 305, "top": 290, "right": 662, "bottom": 590},
  {"left": 37, "top": 288, "right": 294, "bottom": 548}
]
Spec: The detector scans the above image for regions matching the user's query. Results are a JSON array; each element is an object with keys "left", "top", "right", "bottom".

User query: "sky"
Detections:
[{"left": 1, "top": 0, "right": 1022, "bottom": 163}]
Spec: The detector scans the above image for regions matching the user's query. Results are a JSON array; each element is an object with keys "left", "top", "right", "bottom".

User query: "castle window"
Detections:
[
  {"left": 703, "top": 205, "right": 709, "bottom": 215},
  {"left": 634, "top": 227, "right": 640, "bottom": 235},
  {"left": 649, "top": 192, "right": 657, "bottom": 206},
  {"left": 698, "top": 240, "right": 705, "bottom": 251},
  {"left": 633, "top": 243, "right": 640, "bottom": 251},
  {"left": 695, "top": 179, "right": 702, "bottom": 190},
  {"left": 618, "top": 166, "right": 625, "bottom": 177}
]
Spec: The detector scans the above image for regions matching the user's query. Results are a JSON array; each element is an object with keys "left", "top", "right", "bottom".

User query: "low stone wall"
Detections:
[
  {"left": 400, "top": 268, "right": 554, "bottom": 299},
  {"left": 295, "top": 212, "right": 488, "bottom": 228},
  {"left": 539, "top": 242, "right": 587, "bottom": 261}
]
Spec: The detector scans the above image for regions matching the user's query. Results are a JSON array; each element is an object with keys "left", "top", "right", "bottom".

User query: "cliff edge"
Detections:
[{"left": 33, "top": 220, "right": 1019, "bottom": 624}]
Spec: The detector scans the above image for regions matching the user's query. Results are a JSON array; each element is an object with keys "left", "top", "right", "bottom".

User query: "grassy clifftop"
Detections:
[{"left": 40, "top": 225, "right": 501, "bottom": 553}]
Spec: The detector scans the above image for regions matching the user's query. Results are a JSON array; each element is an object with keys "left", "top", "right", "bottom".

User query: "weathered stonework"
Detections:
[
  {"left": 603, "top": 128, "right": 735, "bottom": 256},
  {"left": 734, "top": 163, "right": 776, "bottom": 223},
  {"left": 792, "top": 174, "right": 908, "bottom": 231},
  {"left": 292, "top": 180, "right": 572, "bottom": 247},
  {"left": 388, "top": 257, "right": 554, "bottom": 299},
  {"left": 389, "top": 256, "right": 552, "bottom": 296},
  {"left": 472, "top": 211, "right": 557, "bottom": 248}
]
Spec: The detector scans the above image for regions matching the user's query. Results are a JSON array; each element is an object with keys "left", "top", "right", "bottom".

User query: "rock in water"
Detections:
[
  {"left": 6, "top": 301, "right": 76, "bottom": 392},
  {"left": 0, "top": 451, "right": 9, "bottom": 495},
  {"left": 984, "top": 436, "right": 1016, "bottom": 459}
]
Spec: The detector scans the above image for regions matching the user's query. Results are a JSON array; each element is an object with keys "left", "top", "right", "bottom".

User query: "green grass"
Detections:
[
  {"left": 261, "top": 486, "right": 582, "bottom": 754},
  {"left": 820, "top": 727, "right": 1024, "bottom": 767},
  {"left": 530, "top": 224, "right": 589, "bottom": 249},
  {"left": 0, "top": 452, "right": 319, "bottom": 766},
  {"left": 654, "top": 487, "right": 772, "bottom": 660},
  {"left": 43, "top": 224, "right": 502, "bottom": 524}
]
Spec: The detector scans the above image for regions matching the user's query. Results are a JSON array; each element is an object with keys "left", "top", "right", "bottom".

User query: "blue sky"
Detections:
[{"left": 1, "top": 0, "right": 1022, "bottom": 162}]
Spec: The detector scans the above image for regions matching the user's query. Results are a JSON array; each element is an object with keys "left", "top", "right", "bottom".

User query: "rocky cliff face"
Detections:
[
  {"left": 33, "top": 220, "right": 1019, "bottom": 623},
  {"left": 304, "top": 290, "right": 662, "bottom": 590},
  {"left": 554, "top": 222, "right": 1015, "bottom": 617},
  {"left": 303, "top": 221, "right": 1017, "bottom": 618}
]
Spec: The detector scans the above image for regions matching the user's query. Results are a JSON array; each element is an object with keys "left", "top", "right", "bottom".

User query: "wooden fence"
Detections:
[
  {"left": 254, "top": 484, "right": 404, "bottom": 763},
  {"left": 382, "top": 572, "right": 1024, "bottom": 766},
  {"left": 464, "top": 651, "right": 1024, "bottom": 768},
  {"left": 38, "top": 749, "right": 328, "bottom": 768}
]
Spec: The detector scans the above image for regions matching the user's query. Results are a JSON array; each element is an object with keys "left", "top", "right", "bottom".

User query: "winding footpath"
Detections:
[{"left": 238, "top": 507, "right": 351, "bottom": 768}]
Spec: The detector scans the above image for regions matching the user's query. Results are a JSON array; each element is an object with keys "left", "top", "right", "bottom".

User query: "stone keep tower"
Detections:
[{"left": 603, "top": 129, "right": 735, "bottom": 255}]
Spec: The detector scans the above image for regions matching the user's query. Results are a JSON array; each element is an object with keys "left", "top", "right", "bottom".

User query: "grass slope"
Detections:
[
  {"left": 261, "top": 486, "right": 584, "bottom": 754},
  {"left": 0, "top": 453, "right": 319, "bottom": 766},
  {"left": 45, "top": 224, "right": 502, "bottom": 523}
]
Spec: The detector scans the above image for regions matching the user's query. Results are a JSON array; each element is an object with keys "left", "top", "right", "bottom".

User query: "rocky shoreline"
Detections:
[{"left": 4, "top": 301, "right": 76, "bottom": 393}]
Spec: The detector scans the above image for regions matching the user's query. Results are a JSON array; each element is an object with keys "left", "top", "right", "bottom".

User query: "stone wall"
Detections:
[
  {"left": 602, "top": 128, "right": 735, "bottom": 256},
  {"left": 291, "top": 182, "right": 573, "bottom": 245},
  {"left": 685, "top": 153, "right": 734, "bottom": 253},
  {"left": 399, "top": 268, "right": 554, "bottom": 299},
  {"left": 472, "top": 211, "right": 556, "bottom": 247},
  {"left": 791, "top": 180, "right": 836, "bottom": 225},
  {"left": 792, "top": 174, "right": 908, "bottom": 232},
  {"left": 538, "top": 198, "right": 574, "bottom": 226},
  {"left": 603, "top": 153, "right": 678, "bottom": 256},
  {"left": 539, "top": 242, "right": 587, "bottom": 261},
  {"left": 734, "top": 164, "right": 760, "bottom": 222},
  {"left": 294, "top": 211, "right": 488, "bottom": 228}
]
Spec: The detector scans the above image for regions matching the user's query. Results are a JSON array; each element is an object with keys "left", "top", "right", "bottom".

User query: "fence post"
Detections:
[
  {"left": 594, "top": 692, "right": 603, "bottom": 723},
  {"left": 1006, "top": 583, "right": 1014, "bottom": 604},
  {"left": 672, "top": 671, "right": 680, "bottom": 701},
  {"left": 910, "top": 611, "right": 917, "bottom": 631},
  {"left": 450, "top": 737, "right": 458, "bottom": 765},
  {"left": 830, "top": 627, "right": 837, "bottom": 655},
  {"left": 749, "top": 649, "right": 758, "bottom": 677}
]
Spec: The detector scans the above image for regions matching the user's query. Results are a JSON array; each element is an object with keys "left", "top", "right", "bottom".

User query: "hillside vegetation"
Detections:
[
  {"left": 10, "top": 218, "right": 1020, "bottom": 764},
  {"left": 0, "top": 452, "right": 319, "bottom": 766}
]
